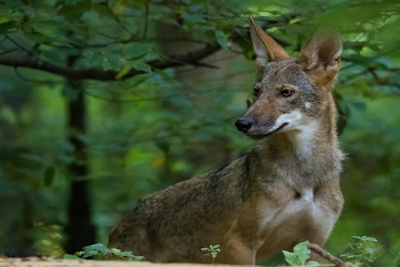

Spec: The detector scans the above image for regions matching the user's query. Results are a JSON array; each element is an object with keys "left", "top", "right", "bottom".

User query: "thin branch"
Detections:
[
  {"left": 368, "top": 67, "right": 400, "bottom": 88},
  {"left": 308, "top": 243, "right": 348, "bottom": 267},
  {"left": 47, "top": 37, "right": 210, "bottom": 50},
  {"left": 4, "top": 34, "right": 29, "bottom": 52},
  {"left": 1, "top": 42, "right": 220, "bottom": 81},
  {"left": 102, "top": 3, "right": 137, "bottom": 37},
  {"left": 5, "top": 34, "right": 40, "bottom": 60}
]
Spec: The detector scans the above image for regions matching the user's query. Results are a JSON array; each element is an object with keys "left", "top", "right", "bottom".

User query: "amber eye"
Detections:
[
  {"left": 281, "top": 89, "right": 294, "bottom": 97},
  {"left": 253, "top": 83, "right": 262, "bottom": 99}
]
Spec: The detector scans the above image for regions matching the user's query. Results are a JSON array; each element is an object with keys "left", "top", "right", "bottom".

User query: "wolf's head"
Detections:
[{"left": 235, "top": 17, "right": 342, "bottom": 140}]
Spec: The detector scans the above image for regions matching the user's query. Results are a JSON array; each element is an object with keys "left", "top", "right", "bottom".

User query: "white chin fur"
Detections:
[
  {"left": 271, "top": 110, "right": 303, "bottom": 132},
  {"left": 271, "top": 110, "right": 318, "bottom": 159}
]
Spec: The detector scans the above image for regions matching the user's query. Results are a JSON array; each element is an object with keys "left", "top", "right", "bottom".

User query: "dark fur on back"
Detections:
[{"left": 109, "top": 156, "right": 249, "bottom": 262}]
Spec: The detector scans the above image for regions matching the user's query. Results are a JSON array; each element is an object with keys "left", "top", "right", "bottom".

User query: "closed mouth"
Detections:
[{"left": 246, "top": 123, "right": 288, "bottom": 140}]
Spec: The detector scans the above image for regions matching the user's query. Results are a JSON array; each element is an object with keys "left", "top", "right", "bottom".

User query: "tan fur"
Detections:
[
  {"left": 249, "top": 16, "right": 289, "bottom": 74},
  {"left": 109, "top": 18, "right": 345, "bottom": 265}
]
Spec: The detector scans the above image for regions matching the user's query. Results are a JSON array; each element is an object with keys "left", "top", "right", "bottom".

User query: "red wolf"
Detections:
[{"left": 109, "top": 16, "right": 344, "bottom": 265}]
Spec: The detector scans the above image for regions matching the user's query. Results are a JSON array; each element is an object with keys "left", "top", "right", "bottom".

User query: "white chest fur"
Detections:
[{"left": 258, "top": 187, "right": 337, "bottom": 256}]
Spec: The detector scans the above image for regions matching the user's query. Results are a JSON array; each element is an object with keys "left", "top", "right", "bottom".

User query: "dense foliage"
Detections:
[{"left": 0, "top": 0, "right": 399, "bottom": 266}]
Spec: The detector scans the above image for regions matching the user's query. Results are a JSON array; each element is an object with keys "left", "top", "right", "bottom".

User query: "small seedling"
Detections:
[
  {"left": 282, "top": 241, "right": 319, "bottom": 266},
  {"left": 201, "top": 244, "right": 220, "bottom": 264},
  {"left": 341, "top": 236, "right": 378, "bottom": 267},
  {"left": 63, "top": 243, "right": 144, "bottom": 261}
]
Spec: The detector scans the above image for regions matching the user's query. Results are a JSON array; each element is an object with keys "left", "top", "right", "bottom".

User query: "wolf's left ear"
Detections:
[
  {"left": 249, "top": 16, "right": 289, "bottom": 74},
  {"left": 297, "top": 26, "right": 342, "bottom": 89}
]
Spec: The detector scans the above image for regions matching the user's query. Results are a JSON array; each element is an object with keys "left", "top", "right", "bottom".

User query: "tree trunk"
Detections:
[{"left": 65, "top": 56, "right": 96, "bottom": 253}]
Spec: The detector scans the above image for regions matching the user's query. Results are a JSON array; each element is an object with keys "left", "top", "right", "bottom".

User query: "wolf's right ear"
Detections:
[{"left": 249, "top": 16, "right": 289, "bottom": 74}]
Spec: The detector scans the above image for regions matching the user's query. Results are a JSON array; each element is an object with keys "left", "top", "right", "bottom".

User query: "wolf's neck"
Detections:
[{"left": 253, "top": 104, "right": 343, "bottom": 184}]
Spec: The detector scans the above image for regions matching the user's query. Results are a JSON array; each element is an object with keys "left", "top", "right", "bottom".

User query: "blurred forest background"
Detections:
[{"left": 0, "top": 0, "right": 399, "bottom": 266}]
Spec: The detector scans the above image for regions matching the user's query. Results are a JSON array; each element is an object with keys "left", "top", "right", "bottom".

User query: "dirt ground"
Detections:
[{"left": 0, "top": 258, "right": 340, "bottom": 267}]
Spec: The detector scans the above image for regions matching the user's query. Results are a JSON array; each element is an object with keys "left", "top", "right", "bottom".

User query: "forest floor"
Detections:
[{"left": 0, "top": 258, "right": 338, "bottom": 267}]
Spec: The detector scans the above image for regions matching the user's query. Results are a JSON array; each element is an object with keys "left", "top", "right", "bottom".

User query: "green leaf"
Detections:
[
  {"left": 92, "top": 3, "right": 119, "bottom": 21},
  {"left": 215, "top": 30, "right": 229, "bottom": 50},
  {"left": 129, "top": 61, "right": 152, "bottom": 73},
  {"left": 43, "top": 166, "right": 55, "bottom": 187},
  {"left": 108, "top": 248, "right": 144, "bottom": 261},
  {"left": 0, "top": 21, "right": 16, "bottom": 33},
  {"left": 341, "top": 254, "right": 361, "bottom": 259},
  {"left": 102, "top": 59, "right": 112, "bottom": 71},
  {"left": 75, "top": 251, "right": 85, "bottom": 257},
  {"left": 84, "top": 243, "right": 109, "bottom": 255},
  {"left": 63, "top": 254, "right": 82, "bottom": 260},
  {"left": 23, "top": 32, "right": 52, "bottom": 44},
  {"left": 1, "top": 106, "right": 17, "bottom": 125},
  {"left": 126, "top": 255, "right": 144, "bottom": 261},
  {"left": 181, "top": 13, "right": 207, "bottom": 23},
  {"left": 81, "top": 249, "right": 99, "bottom": 258},
  {"left": 30, "top": 21, "right": 63, "bottom": 36},
  {"left": 283, "top": 250, "right": 302, "bottom": 266},
  {"left": 364, "top": 237, "right": 378, "bottom": 242},
  {"left": 126, "top": 43, "right": 153, "bottom": 59},
  {"left": 116, "top": 66, "right": 132, "bottom": 80},
  {"left": 57, "top": 1, "right": 92, "bottom": 19},
  {"left": 92, "top": 53, "right": 104, "bottom": 66},
  {"left": 294, "top": 241, "right": 311, "bottom": 265},
  {"left": 41, "top": 50, "right": 65, "bottom": 65},
  {"left": 289, "top": 18, "right": 301, "bottom": 24},
  {"left": 126, "top": 73, "right": 148, "bottom": 87},
  {"left": 107, "top": 54, "right": 123, "bottom": 71},
  {"left": 108, "top": 248, "right": 121, "bottom": 254},
  {"left": 307, "top": 261, "right": 319, "bottom": 266},
  {"left": 82, "top": 50, "right": 94, "bottom": 59}
]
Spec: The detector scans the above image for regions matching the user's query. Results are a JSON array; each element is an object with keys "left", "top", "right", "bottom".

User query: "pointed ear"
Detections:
[
  {"left": 297, "top": 26, "right": 342, "bottom": 89},
  {"left": 249, "top": 16, "right": 289, "bottom": 74}
]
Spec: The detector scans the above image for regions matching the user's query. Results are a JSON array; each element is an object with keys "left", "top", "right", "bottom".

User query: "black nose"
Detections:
[{"left": 235, "top": 118, "right": 253, "bottom": 133}]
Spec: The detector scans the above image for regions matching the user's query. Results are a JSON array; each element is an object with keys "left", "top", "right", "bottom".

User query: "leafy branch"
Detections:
[
  {"left": 63, "top": 243, "right": 144, "bottom": 261},
  {"left": 341, "top": 236, "right": 379, "bottom": 267},
  {"left": 0, "top": 42, "right": 221, "bottom": 81}
]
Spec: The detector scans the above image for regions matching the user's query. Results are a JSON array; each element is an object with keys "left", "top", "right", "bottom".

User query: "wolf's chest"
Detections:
[{"left": 256, "top": 187, "right": 337, "bottom": 257}]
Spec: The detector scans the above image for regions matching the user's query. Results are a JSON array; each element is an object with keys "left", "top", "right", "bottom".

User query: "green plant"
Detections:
[
  {"left": 201, "top": 245, "right": 221, "bottom": 264},
  {"left": 63, "top": 243, "right": 144, "bottom": 261},
  {"left": 395, "top": 251, "right": 400, "bottom": 267},
  {"left": 341, "top": 236, "right": 378, "bottom": 267},
  {"left": 282, "top": 241, "right": 319, "bottom": 266}
]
